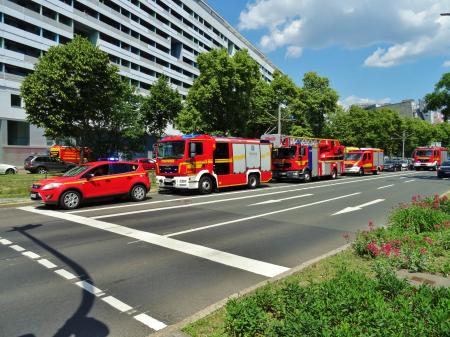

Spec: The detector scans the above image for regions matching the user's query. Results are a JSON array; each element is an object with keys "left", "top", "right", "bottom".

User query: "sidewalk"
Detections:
[{"left": 0, "top": 197, "right": 34, "bottom": 208}]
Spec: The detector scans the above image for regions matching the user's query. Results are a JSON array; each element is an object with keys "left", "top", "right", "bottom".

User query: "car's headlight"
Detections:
[{"left": 41, "top": 183, "right": 63, "bottom": 190}]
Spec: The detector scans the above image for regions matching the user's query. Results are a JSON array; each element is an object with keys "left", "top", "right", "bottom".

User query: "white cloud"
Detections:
[
  {"left": 443, "top": 60, "right": 450, "bottom": 67},
  {"left": 339, "top": 95, "right": 392, "bottom": 109},
  {"left": 285, "top": 45, "right": 303, "bottom": 58},
  {"left": 239, "top": 0, "right": 450, "bottom": 67}
]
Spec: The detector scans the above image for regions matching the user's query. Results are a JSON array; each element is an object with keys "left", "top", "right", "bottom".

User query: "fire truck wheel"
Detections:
[
  {"left": 199, "top": 175, "right": 213, "bottom": 194},
  {"left": 60, "top": 190, "right": 81, "bottom": 210},
  {"left": 37, "top": 166, "right": 48, "bottom": 175},
  {"left": 247, "top": 174, "right": 260, "bottom": 189},
  {"left": 303, "top": 170, "right": 311, "bottom": 183},
  {"left": 373, "top": 168, "right": 379, "bottom": 175},
  {"left": 130, "top": 184, "right": 147, "bottom": 202},
  {"left": 358, "top": 168, "right": 364, "bottom": 176},
  {"left": 330, "top": 169, "right": 337, "bottom": 180}
]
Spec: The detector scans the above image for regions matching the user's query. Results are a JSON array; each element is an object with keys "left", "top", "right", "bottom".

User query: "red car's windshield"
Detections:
[{"left": 63, "top": 165, "right": 93, "bottom": 177}]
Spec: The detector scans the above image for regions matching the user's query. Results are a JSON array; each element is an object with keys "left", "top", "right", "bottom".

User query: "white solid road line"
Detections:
[
  {"left": 102, "top": 296, "right": 133, "bottom": 313},
  {"left": 377, "top": 184, "right": 394, "bottom": 190},
  {"left": 248, "top": 193, "right": 313, "bottom": 206},
  {"left": 54, "top": 269, "right": 77, "bottom": 280},
  {"left": 332, "top": 199, "right": 385, "bottom": 216},
  {"left": 22, "top": 251, "right": 41, "bottom": 259},
  {"left": 75, "top": 281, "right": 105, "bottom": 297},
  {"left": 91, "top": 172, "right": 416, "bottom": 219},
  {"left": 134, "top": 313, "right": 167, "bottom": 331},
  {"left": 10, "top": 244, "right": 25, "bottom": 252},
  {"left": 166, "top": 192, "right": 361, "bottom": 238},
  {"left": 18, "top": 206, "right": 289, "bottom": 278},
  {"left": 70, "top": 171, "right": 415, "bottom": 215},
  {"left": 404, "top": 179, "right": 415, "bottom": 183},
  {"left": 37, "top": 258, "right": 57, "bottom": 269}
]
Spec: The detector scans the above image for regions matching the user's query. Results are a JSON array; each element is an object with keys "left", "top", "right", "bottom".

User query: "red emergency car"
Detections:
[
  {"left": 134, "top": 158, "right": 156, "bottom": 171},
  {"left": 30, "top": 161, "right": 150, "bottom": 209}
]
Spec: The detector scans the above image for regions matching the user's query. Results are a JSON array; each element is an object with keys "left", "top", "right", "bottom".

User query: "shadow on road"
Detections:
[{"left": 10, "top": 224, "right": 109, "bottom": 337}]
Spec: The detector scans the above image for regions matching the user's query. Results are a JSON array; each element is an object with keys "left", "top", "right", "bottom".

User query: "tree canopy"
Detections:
[
  {"left": 425, "top": 73, "right": 450, "bottom": 121},
  {"left": 176, "top": 48, "right": 260, "bottom": 136},
  {"left": 141, "top": 76, "right": 182, "bottom": 137},
  {"left": 21, "top": 36, "right": 181, "bottom": 158}
]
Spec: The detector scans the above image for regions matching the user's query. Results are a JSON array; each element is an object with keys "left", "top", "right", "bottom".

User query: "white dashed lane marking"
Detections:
[
  {"left": 22, "top": 251, "right": 40, "bottom": 259},
  {"left": 10, "top": 244, "right": 25, "bottom": 252},
  {"left": 1, "top": 237, "right": 167, "bottom": 332},
  {"left": 54, "top": 268, "right": 77, "bottom": 280}
]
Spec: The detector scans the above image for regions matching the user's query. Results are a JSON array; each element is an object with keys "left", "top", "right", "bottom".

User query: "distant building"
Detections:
[
  {"left": 418, "top": 99, "right": 444, "bottom": 124},
  {"left": 375, "top": 99, "right": 418, "bottom": 118},
  {"left": 0, "top": 0, "right": 278, "bottom": 165}
]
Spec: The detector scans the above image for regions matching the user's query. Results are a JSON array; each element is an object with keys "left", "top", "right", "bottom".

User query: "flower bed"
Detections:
[{"left": 353, "top": 195, "right": 450, "bottom": 275}]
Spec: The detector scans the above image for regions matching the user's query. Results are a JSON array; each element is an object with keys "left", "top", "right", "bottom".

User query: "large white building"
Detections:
[{"left": 0, "top": 0, "right": 278, "bottom": 165}]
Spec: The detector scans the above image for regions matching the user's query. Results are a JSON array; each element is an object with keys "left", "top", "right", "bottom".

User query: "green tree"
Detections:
[
  {"left": 141, "top": 76, "right": 182, "bottom": 137},
  {"left": 21, "top": 36, "right": 145, "bottom": 158},
  {"left": 298, "top": 72, "right": 339, "bottom": 137},
  {"left": 176, "top": 48, "right": 260, "bottom": 135},
  {"left": 424, "top": 73, "right": 450, "bottom": 121},
  {"left": 326, "top": 106, "right": 403, "bottom": 155},
  {"left": 249, "top": 71, "right": 308, "bottom": 136}
]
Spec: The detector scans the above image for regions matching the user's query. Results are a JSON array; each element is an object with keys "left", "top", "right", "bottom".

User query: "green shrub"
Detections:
[
  {"left": 224, "top": 269, "right": 450, "bottom": 337},
  {"left": 389, "top": 205, "right": 449, "bottom": 234}
]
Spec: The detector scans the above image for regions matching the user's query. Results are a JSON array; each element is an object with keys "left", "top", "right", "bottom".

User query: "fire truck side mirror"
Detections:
[{"left": 189, "top": 142, "right": 196, "bottom": 158}]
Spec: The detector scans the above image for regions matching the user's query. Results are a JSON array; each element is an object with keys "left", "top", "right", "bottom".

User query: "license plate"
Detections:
[
  {"left": 30, "top": 193, "right": 38, "bottom": 200},
  {"left": 280, "top": 172, "right": 287, "bottom": 176}
]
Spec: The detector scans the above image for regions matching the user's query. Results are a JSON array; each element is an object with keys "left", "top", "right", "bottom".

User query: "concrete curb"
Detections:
[
  {"left": 0, "top": 200, "right": 34, "bottom": 209},
  {"left": 149, "top": 243, "right": 351, "bottom": 337}
]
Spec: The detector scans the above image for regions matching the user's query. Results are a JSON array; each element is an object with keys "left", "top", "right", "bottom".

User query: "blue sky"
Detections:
[{"left": 206, "top": 0, "right": 450, "bottom": 107}]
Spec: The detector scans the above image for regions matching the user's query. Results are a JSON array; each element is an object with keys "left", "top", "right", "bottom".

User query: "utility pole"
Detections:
[{"left": 277, "top": 103, "right": 282, "bottom": 139}]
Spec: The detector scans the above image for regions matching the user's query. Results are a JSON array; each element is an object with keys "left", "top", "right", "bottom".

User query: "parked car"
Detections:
[
  {"left": 437, "top": 161, "right": 450, "bottom": 178},
  {"left": 24, "top": 155, "right": 76, "bottom": 174},
  {"left": 0, "top": 163, "right": 18, "bottom": 174},
  {"left": 134, "top": 158, "right": 156, "bottom": 170},
  {"left": 30, "top": 161, "right": 150, "bottom": 209},
  {"left": 383, "top": 160, "right": 402, "bottom": 171},
  {"left": 400, "top": 159, "right": 411, "bottom": 170}
]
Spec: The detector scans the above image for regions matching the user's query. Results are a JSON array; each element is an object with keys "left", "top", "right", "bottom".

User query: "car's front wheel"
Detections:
[
  {"left": 5, "top": 168, "right": 15, "bottom": 174},
  {"left": 130, "top": 184, "right": 147, "bottom": 202},
  {"left": 60, "top": 190, "right": 81, "bottom": 209}
]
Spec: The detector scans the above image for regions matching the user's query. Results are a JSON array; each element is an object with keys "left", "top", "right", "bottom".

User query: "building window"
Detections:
[
  {"left": 11, "top": 94, "right": 21, "bottom": 107},
  {"left": 7, "top": 120, "right": 30, "bottom": 146}
]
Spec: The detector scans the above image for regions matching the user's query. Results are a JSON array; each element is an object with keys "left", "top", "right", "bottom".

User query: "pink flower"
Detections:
[
  {"left": 392, "top": 248, "right": 401, "bottom": 257},
  {"left": 423, "top": 237, "right": 433, "bottom": 245},
  {"left": 381, "top": 243, "right": 393, "bottom": 257},
  {"left": 342, "top": 232, "right": 351, "bottom": 242},
  {"left": 419, "top": 248, "right": 427, "bottom": 255},
  {"left": 368, "top": 220, "right": 375, "bottom": 231},
  {"left": 367, "top": 242, "right": 380, "bottom": 256}
]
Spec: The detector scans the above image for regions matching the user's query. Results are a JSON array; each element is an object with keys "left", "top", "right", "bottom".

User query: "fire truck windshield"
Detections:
[
  {"left": 273, "top": 147, "right": 297, "bottom": 159},
  {"left": 415, "top": 150, "right": 433, "bottom": 157},
  {"left": 158, "top": 141, "right": 185, "bottom": 159},
  {"left": 345, "top": 153, "right": 362, "bottom": 161}
]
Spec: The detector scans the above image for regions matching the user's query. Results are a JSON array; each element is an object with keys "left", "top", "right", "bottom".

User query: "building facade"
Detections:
[{"left": 0, "top": 0, "right": 278, "bottom": 165}]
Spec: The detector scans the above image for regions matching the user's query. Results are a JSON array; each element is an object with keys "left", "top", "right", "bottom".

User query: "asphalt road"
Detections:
[{"left": 0, "top": 170, "right": 449, "bottom": 337}]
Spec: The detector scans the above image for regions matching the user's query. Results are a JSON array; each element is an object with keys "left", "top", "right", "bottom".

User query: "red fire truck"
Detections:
[
  {"left": 413, "top": 146, "right": 448, "bottom": 170},
  {"left": 260, "top": 134, "right": 345, "bottom": 182},
  {"left": 344, "top": 148, "right": 384, "bottom": 175},
  {"left": 155, "top": 135, "right": 272, "bottom": 194},
  {"left": 50, "top": 145, "right": 91, "bottom": 164}
]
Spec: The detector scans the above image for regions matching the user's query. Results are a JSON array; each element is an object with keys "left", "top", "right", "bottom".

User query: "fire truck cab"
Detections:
[
  {"left": 155, "top": 135, "right": 272, "bottom": 194},
  {"left": 261, "top": 134, "right": 345, "bottom": 182},
  {"left": 413, "top": 146, "right": 448, "bottom": 170},
  {"left": 344, "top": 148, "right": 384, "bottom": 175}
]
